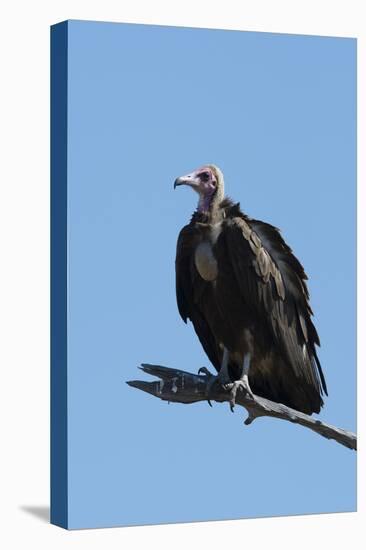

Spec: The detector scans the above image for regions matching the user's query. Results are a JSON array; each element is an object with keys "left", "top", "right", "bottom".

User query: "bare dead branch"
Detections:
[{"left": 127, "top": 364, "right": 356, "bottom": 451}]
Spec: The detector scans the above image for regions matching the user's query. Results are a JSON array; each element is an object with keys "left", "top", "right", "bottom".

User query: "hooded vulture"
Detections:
[{"left": 174, "top": 164, "right": 327, "bottom": 414}]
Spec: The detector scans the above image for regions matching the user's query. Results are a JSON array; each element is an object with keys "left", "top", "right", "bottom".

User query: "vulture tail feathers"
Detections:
[{"left": 314, "top": 351, "right": 328, "bottom": 396}]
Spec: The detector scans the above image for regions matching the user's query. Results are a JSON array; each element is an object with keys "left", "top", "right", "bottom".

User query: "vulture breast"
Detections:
[
  {"left": 194, "top": 224, "right": 222, "bottom": 282},
  {"left": 194, "top": 241, "right": 218, "bottom": 281}
]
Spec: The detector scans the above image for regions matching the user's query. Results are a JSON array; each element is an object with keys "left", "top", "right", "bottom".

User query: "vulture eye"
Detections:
[{"left": 200, "top": 171, "right": 210, "bottom": 182}]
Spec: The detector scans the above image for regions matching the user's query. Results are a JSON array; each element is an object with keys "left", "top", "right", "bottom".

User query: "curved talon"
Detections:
[
  {"left": 198, "top": 367, "right": 249, "bottom": 411},
  {"left": 205, "top": 375, "right": 219, "bottom": 407},
  {"left": 197, "top": 367, "right": 217, "bottom": 406},
  {"left": 228, "top": 377, "right": 255, "bottom": 412},
  {"left": 230, "top": 389, "right": 236, "bottom": 413},
  {"left": 198, "top": 366, "right": 213, "bottom": 378}
]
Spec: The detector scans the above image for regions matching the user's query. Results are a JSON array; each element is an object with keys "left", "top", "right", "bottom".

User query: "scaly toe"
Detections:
[
  {"left": 228, "top": 379, "right": 254, "bottom": 411},
  {"left": 229, "top": 384, "right": 239, "bottom": 412}
]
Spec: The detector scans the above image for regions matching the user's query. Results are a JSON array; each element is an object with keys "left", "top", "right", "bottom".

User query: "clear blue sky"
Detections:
[{"left": 66, "top": 20, "right": 356, "bottom": 529}]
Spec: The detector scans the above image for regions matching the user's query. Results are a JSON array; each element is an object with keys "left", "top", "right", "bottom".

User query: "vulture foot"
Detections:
[
  {"left": 197, "top": 367, "right": 231, "bottom": 407},
  {"left": 198, "top": 367, "right": 216, "bottom": 407},
  {"left": 226, "top": 375, "right": 254, "bottom": 412}
]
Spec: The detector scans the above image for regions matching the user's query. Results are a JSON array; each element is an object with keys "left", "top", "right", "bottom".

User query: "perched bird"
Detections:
[{"left": 174, "top": 164, "right": 327, "bottom": 414}]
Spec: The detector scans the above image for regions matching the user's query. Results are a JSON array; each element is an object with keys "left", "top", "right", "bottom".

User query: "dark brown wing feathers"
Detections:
[
  {"left": 175, "top": 200, "right": 327, "bottom": 414},
  {"left": 175, "top": 225, "right": 222, "bottom": 371}
]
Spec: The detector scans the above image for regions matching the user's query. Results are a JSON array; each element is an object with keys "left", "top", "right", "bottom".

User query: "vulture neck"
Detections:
[{"left": 197, "top": 185, "right": 225, "bottom": 223}]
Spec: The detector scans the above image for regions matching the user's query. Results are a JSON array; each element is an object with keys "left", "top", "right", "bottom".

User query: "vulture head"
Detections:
[{"left": 174, "top": 164, "right": 225, "bottom": 212}]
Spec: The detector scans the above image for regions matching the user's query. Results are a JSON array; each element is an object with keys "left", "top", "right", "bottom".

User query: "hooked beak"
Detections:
[{"left": 174, "top": 172, "right": 200, "bottom": 190}]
